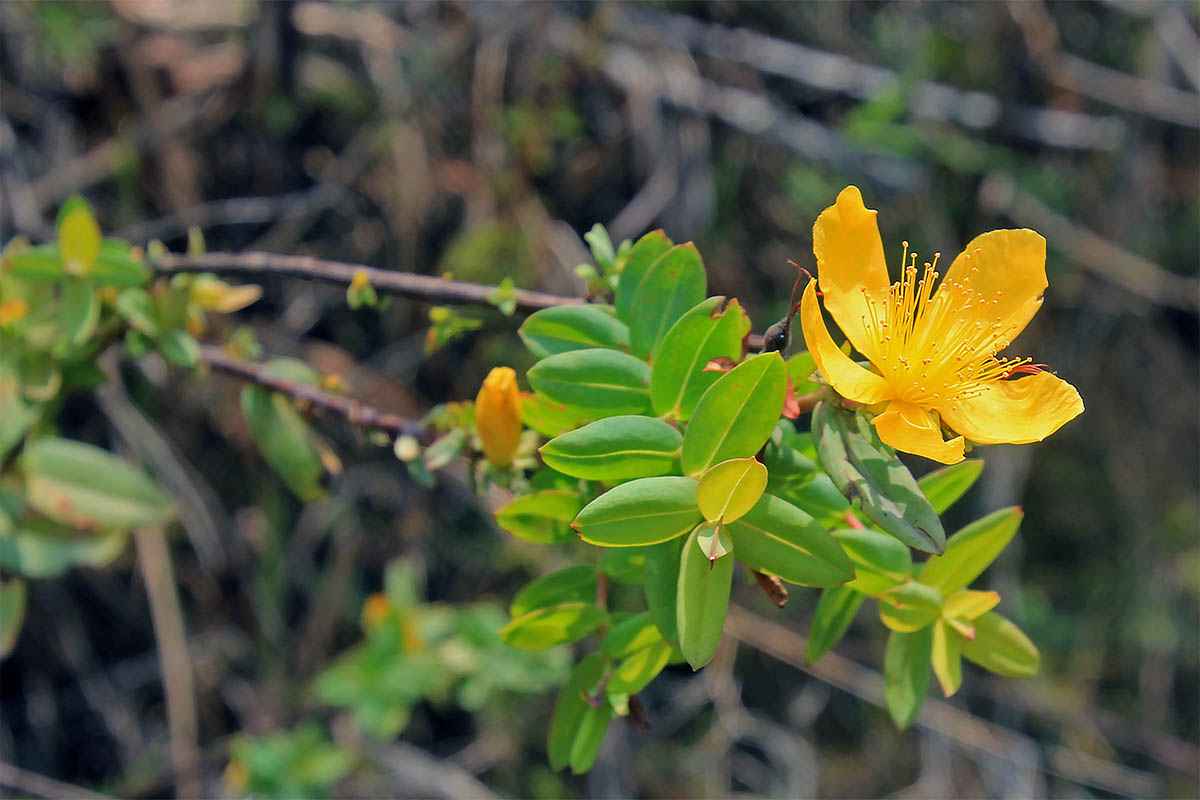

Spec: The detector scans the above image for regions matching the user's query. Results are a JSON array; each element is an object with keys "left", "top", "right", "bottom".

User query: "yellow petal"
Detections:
[
  {"left": 940, "top": 229, "right": 1047, "bottom": 349},
  {"left": 937, "top": 371, "right": 1083, "bottom": 446},
  {"left": 812, "top": 186, "right": 891, "bottom": 360},
  {"left": 798, "top": 280, "right": 894, "bottom": 404},
  {"left": 872, "top": 400, "right": 964, "bottom": 464}
]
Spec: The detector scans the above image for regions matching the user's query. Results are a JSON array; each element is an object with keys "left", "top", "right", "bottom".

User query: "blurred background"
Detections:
[{"left": 1, "top": 1, "right": 1197, "bottom": 797}]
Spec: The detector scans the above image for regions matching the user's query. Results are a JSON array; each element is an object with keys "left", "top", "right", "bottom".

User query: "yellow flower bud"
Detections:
[
  {"left": 475, "top": 366, "right": 523, "bottom": 467},
  {"left": 0, "top": 299, "right": 29, "bottom": 327},
  {"left": 361, "top": 592, "right": 392, "bottom": 630}
]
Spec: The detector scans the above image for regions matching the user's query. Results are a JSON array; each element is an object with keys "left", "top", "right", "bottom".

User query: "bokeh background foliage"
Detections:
[{"left": 0, "top": 1, "right": 1197, "bottom": 798}]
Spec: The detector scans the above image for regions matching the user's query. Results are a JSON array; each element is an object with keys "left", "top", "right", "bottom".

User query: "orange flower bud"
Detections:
[{"left": 475, "top": 366, "right": 523, "bottom": 466}]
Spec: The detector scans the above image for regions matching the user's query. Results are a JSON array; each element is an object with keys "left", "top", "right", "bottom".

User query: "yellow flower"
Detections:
[
  {"left": 800, "top": 186, "right": 1083, "bottom": 464},
  {"left": 475, "top": 366, "right": 523, "bottom": 467}
]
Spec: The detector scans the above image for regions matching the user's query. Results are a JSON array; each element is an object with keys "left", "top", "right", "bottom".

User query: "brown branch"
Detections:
[
  {"left": 153, "top": 251, "right": 583, "bottom": 313},
  {"left": 0, "top": 761, "right": 117, "bottom": 800},
  {"left": 200, "top": 344, "right": 428, "bottom": 439}
]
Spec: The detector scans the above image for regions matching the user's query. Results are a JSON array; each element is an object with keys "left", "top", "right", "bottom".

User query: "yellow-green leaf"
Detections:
[
  {"left": 961, "top": 612, "right": 1040, "bottom": 678},
  {"left": 942, "top": 589, "right": 1000, "bottom": 621},
  {"left": 57, "top": 197, "right": 101, "bottom": 274},
  {"left": 878, "top": 581, "right": 943, "bottom": 633},
  {"left": 696, "top": 457, "right": 767, "bottom": 524},
  {"left": 931, "top": 619, "right": 963, "bottom": 697},
  {"left": 676, "top": 524, "right": 733, "bottom": 669},
  {"left": 918, "top": 507, "right": 1022, "bottom": 595},
  {"left": 499, "top": 602, "right": 607, "bottom": 650}
]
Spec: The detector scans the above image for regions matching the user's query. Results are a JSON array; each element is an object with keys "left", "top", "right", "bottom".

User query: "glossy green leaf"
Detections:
[
  {"left": 917, "top": 459, "right": 984, "bottom": 514},
  {"left": 599, "top": 547, "right": 645, "bottom": 584},
  {"left": 615, "top": 230, "right": 672, "bottom": 323},
  {"left": 677, "top": 524, "right": 734, "bottom": 669},
  {"left": 608, "top": 640, "right": 672, "bottom": 695},
  {"left": 884, "top": 626, "right": 932, "bottom": 729},
  {"left": 511, "top": 566, "right": 597, "bottom": 618},
  {"left": 0, "top": 578, "right": 27, "bottom": 658},
  {"left": 241, "top": 386, "right": 327, "bottom": 502},
  {"left": 694, "top": 520, "right": 732, "bottom": 562},
  {"left": 762, "top": 432, "right": 819, "bottom": 493},
  {"left": 573, "top": 476, "right": 700, "bottom": 547},
  {"left": 832, "top": 527, "right": 913, "bottom": 596},
  {"left": 918, "top": 507, "right": 1022, "bottom": 595},
  {"left": 961, "top": 612, "right": 1040, "bottom": 677},
  {"left": 697, "top": 458, "right": 767, "bottom": 524},
  {"left": 878, "top": 581, "right": 944, "bottom": 632},
  {"left": 681, "top": 353, "right": 787, "bottom": 477},
  {"left": 781, "top": 472, "right": 851, "bottom": 528},
  {"left": 519, "top": 305, "right": 630, "bottom": 359},
  {"left": 628, "top": 243, "right": 707, "bottom": 360},
  {"left": 520, "top": 392, "right": 595, "bottom": 437},
  {"left": 726, "top": 493, "right": 854, "bottom": 587},
  {"left": 493, "top": 490, "right": 583, "bottom": 543},
  {"left": 60, "top": 278, "right": 99, "bottom": 348},
  {"left": 22, "top": 437, "right": 173, "bottom": 528},
  {"left": 9, "top": 245, "right": 66, "bottom": 282},
  {"left": 650, "top": 296, "right": 751, "bottom": 420},
  {"left": 931, "top": 619, "right": 964, "bottom": 697},
  {"left": 812, "top": 402, "right": 945, "bottom": 554},
  {"left": 540, "top": 415, "right": 681, "bottom": 480},
  {"left": 58, "top": 197, "right": 101, "bottom": 273},
  {"left": 499, "top": 602, "right": 607, "bottom": 650},
  {"left": 806, "top": 585, "right": 864, "bottom": 663},
  {"left": 548, "top": 652, "right": 612, "bottom": 773},
  {"left": 527, "top": 349, "right": 651, "bottom": 417},
  {"left": 601, "top": 612, "right": 663, "bottom": 658},
  {"left": 643, "top": 536, "right": 685, "bottom": 643}
]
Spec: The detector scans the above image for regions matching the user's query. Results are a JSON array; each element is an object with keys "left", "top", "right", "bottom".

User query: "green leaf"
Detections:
[
  {"left": 240, "top": 386, "right": 327, "bottom": 502},
  {"left": 806, "top": 585, "right": 864, "bottom": 663},
  {"left": 726, "top": 493, "right": 854, "bottom": 587},
  {"left": 58, "top": 196, "right": 101, "bottom": 273},
  {"left": 601, "top": 612, "right": 663, "bottom": 658},
  {"left": 499, "top": 602, "right": 607, "bottom": 650},
  {"left": 885, "top": 627, "right": 932, "bottom": 729},
  {"left": 694, "top": 520, "right": 732, "bottom": 562},
  {"left": 573, "top": 476, "right": 700, "bottom": 547},
  {"left": 540, "top": 415, "right": 681, "bottom": 480},
  {"left": 9, "top": 245, "right": 66, "bottom": 282},
  {"left": 677, "top": 524, "right": 733, "bottom": 669},
  {"left": 812, "top": 402, "right": 945, "bottom": 554},
  {"left": 115, "top": 288, "right": 159, "bottom": 335},
  {"left": 494, "top": 490, "right": 583, "bottom": 543},
  {"left": 599, "top": 547, "right": 645, "bottom": 584},
  {"left": 696, "top": 457, "right": 767, "bottom": 524},
  {"left": 643, "top": 536, "right": 685, "bottom": 643},
  {"left": 917, "top": 459, "right": 984, "bottom": 514},
  {"left": 627, "top": 243, "right": 707, "bottom": 360},
  {"left": 650, "top": 296, "right": 751, "bottom": 420},
  {"left": 22, "top": 437, "right": 174, "bottom": 528},
  {"left": 511, "top": 566, "right": 598, "bottom": 618},
  {"left": 157, "top": 329, "right": 200, "bottom": 368},
  {"left": 831, "top": 527, "right": 913, "bottom": 596},
  {"left": 0, "top": 578, "right": 27, "bottom": 658},
  {"left": 548, "top": 653, "right": 612, "bottom": 772},
  {"left": 918, "top": 507, "right": 1022, "bottom": 595},
  {"left": 0, "top": 526, "right": 129, "bottom": 578},
  {"left": 786, "top": 350, "right": 820, "bottom": 395},
  {"left": 681, "top": 353, "right": 787, "bottom": 477},
  {"left": 961, "top": 612, "right": 1039, "bottom": 677},
  {"left": 762, "top": 435, "right": 819, "bottom": 493},
  {"left": 614, "top": 231, "right": 672, "bottom": 324},
  {"left": 877, "top": 581, "right": 944, "bottom": 632},
  {"left": 60, "top": 278, "right": 99, "bottom": 348},
  {"left": 92, "top": 239, "right": 151, "bottom": 287},
  {"left": 520, "top": 392, "right": 595, "bottom": 437},
  {"left": 781, "top": 472, "right": 851, "bottom": 528},
  {"left": 608, "top": 640, "right": 672, "bottom": 695},
  {"left": 942, "top": 589, "right": 1000, "bottom": 621},
  {"left": 527, "top": 349, "right": 651, "bottom": 417},
  {"left": 584, "top": 223, "right": 616, "bottom": 273},
  {"left": 931, "top": 619, "right": 963, "bottom": 697},
  {"left": 519, "top": 305, "right": 630, "bottom": 359},
  {"left": 0, "top": 359, "right": 37, "bottom": 462}
]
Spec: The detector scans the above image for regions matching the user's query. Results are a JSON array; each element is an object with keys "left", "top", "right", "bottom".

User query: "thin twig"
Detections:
[
  {"left": 135, "top": 526, "right": 202, "bottom": 800},
  {"left": 0, "top": 761, "right": 117, "bottom": 800},
  {"left": 153, "top": 251, "right": 583, "bottom": 313},
  {"left": 200, "top": 344, "right": 428, "bottom": 438}
]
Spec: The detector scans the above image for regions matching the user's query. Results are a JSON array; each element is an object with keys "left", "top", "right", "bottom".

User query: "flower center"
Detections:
[{"left": 860, "top": 242, "right": 1030, "bottom": 405}]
